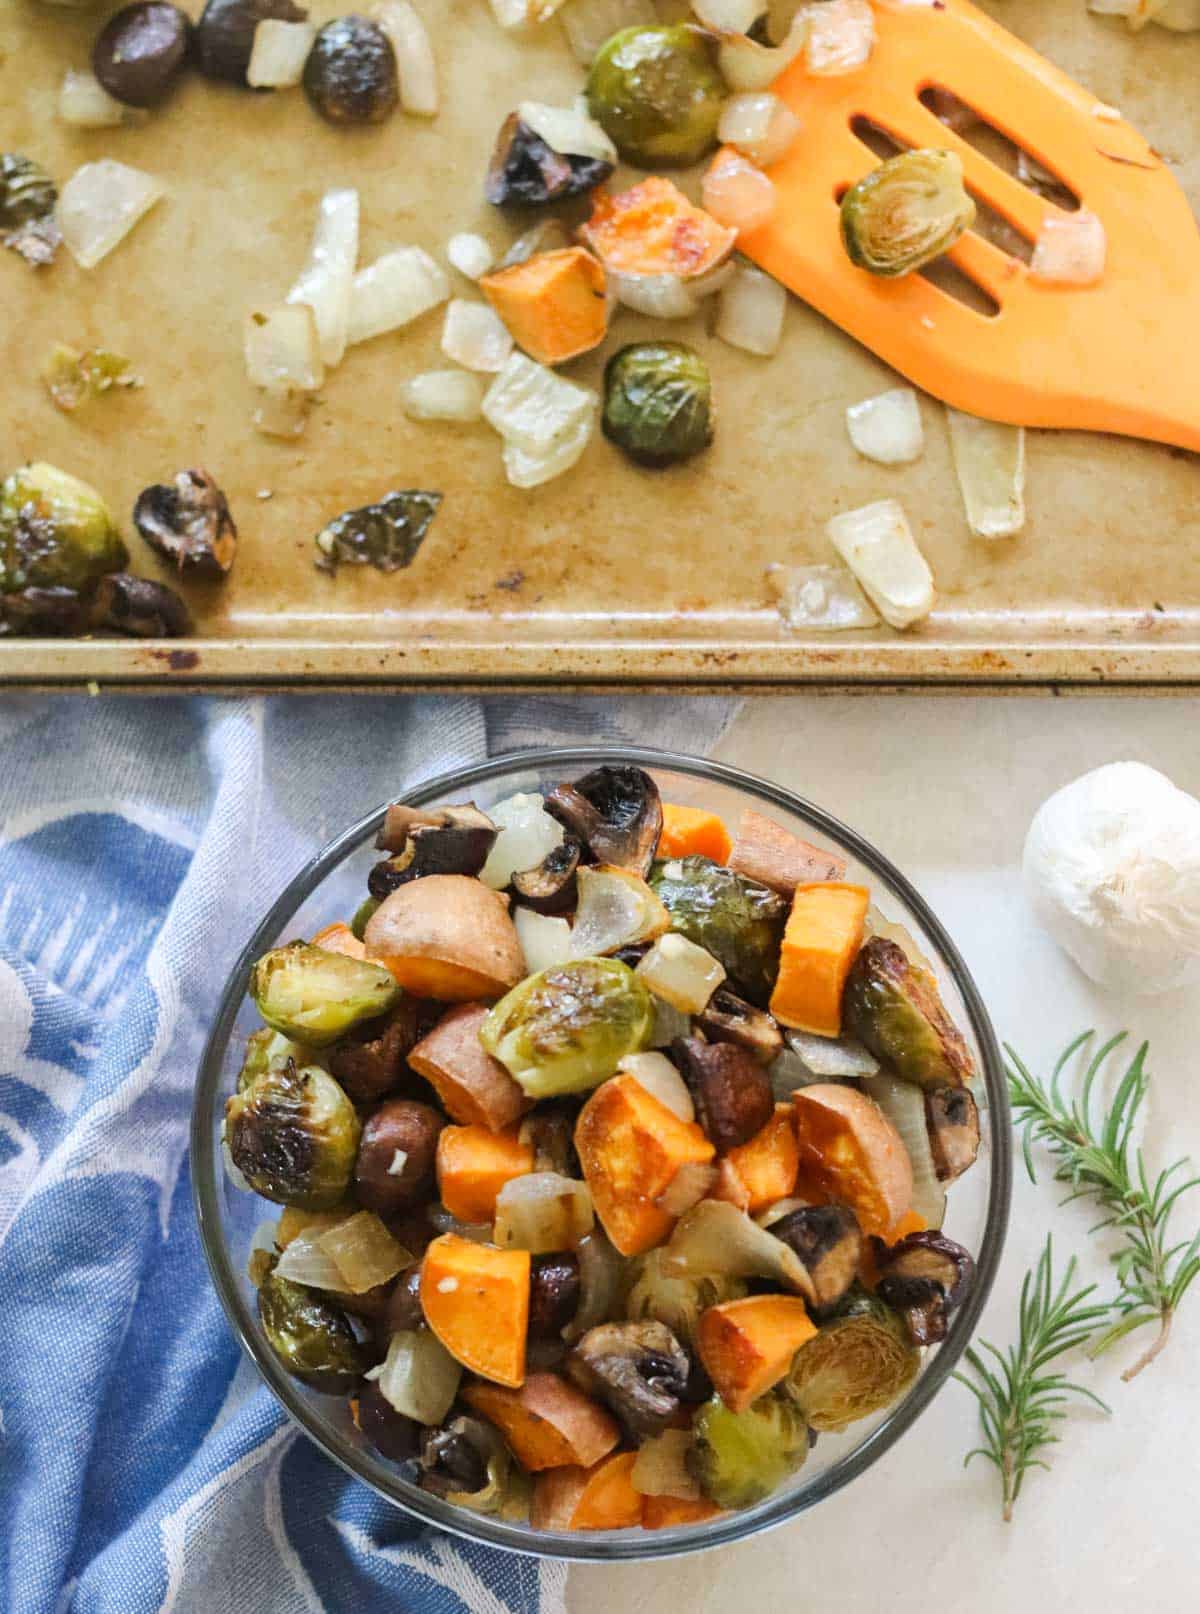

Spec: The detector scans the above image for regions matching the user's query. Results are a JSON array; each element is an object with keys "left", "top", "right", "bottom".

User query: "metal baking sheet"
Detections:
[{"left": 3, "top": 0, "right": 1199, "bottom": 688}]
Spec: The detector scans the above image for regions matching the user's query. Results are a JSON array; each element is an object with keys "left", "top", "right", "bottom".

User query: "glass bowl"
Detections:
[{"left": 192, "top": 746, "right": 1010, "bottom": 1562}]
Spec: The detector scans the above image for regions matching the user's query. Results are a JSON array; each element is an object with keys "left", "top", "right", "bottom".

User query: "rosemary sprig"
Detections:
[
  {"left": 955, "top": 1236, "right": 1110, "bottom": 1521},
  {"left": 1006, "top": 1032, "right": 1200, "bottom": 1381}
]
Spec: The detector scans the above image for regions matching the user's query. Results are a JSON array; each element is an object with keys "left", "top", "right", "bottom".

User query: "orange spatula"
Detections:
[{"left": 734, "top": 0, "right": 1200, "bottom": 451}]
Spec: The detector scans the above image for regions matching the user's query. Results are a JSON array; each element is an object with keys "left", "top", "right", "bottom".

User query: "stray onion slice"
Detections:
[
  {"left": 58, "top": 159, "right": 164, "bottom": 269},
  {"left": 514, "top": 906, "right": 572, "bottom": 973},
  {"left": 766, "top": 562, "right": 880, "bottom": 631},
  {"left": 1029, "top": 208, "right": 1106, "bottom": 285},
  {"left": 864, "top": 904, "right": 937, "bottom": 972},
  {"left": 825, "top": 499, "right": 935, "bottom": 630},
  {"left": 845, "top": 387, "right": 924, "bottom": 465},
  {"left": 561, "top": 0, "right": 656, "bottom": 62},
  {"left": 692, "top": 0, "right": 762, "bottom": 30},
  {"left": 247, "top": 18, "right": 316, "bottom": 87},
  {"left": 569, "top": 866, "right": 670, "bottom": 958},
  {"left": 518, "top": 100, "right": 617, "bottom": 164},
  {"left": 348, "top": 247, "right": 450, "bottom": 347},
  {"left": 663, "top": 1200, "right": 817, "bottom": 1304},
  {"left": 945, "top": 408, "right": 1026, "bottom": 539},
  {"left": 447, "top": 232, "right": 495, "bottom": 279},
  {"left": 399, "top": 368, "right": 484, "bottom": 421},
  {"left": 481, "top": 792, "right": 565, "bottom": 889},
  {"left": 717, "top": 93, "right": 802, "bottom": 167},
  {"left": 610, "top": 271, "right": 698, "bottom": 320},
  {"left": 371, "top": 1328, "right": 462, "bottom": 1424},
  {"left": 702, "top": 152, "right": 776, "bottom": 234},
  {"left": 862, "top": 1073, "right": 946, "bottom": 1229},
  {"left": 503, "top": 410, "right": 591, "bottom": 487},
  {"left": 273, "top": 1224, "right": 346, "bottom": 1289},
  {"left": 635, "top": 933, "right": 726, "bottom": 1014},
  {"left": 483, "top": 352, "right": 597, "bottom": 456},
  {"left": 718, "top": 14, "right": 808, "bottom": 92},
  {"left": 716, "top": 264, "right": 787, "bottom": 356},
  {"left": 488, "top": 0, "right": 569, "bottom": 27},
  {"left": 804, "top": 0, "right": 875, "bottom": 74},
  {"left": 493, "top": 1171, "right": 594, "bottom": 1252},
  {"left": 442, "top": 298, "right": 514, "bottom": 372},
  {"left": 784, "top": 1027, "right": 879, "bottom": 1078},
  {"left": 617, "top": 1051, "right": 696, "bottom": 1122},
  {"left": 244, "top": 304, "right": 324, "bottom": 394},
  {"left": 58, "top": 70, "right": 137, "bottom": 128},
  {"left": 655, "top": 1160, "right": 719, "bottom": 1217},
  {"left": 319, "top": 1209, "right": 410, "bottom": 1292},
  {"left": 288, "top": 187, "right": 359, "bottom": 370},
  {"left": 631, "top": 1428, "right": 701, "bottom": 1499},
  {"left": 372, "top": 0, "right": 438, "bottom": 116}
]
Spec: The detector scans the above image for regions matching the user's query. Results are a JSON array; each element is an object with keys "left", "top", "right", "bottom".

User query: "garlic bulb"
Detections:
[{"left": 1022, "top": 762, "right": 1200, "bottom": 994}]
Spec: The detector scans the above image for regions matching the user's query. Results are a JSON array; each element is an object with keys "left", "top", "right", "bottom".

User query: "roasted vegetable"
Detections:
[
  {"left": 567, "top": 1320, "right": 690, "bottom": 1436},
  {"left": 650, "top": 855, "right": 787, "bottom": 1007},
  {"left": 420, "top": 1232, "right": 531, "bottom": 1387},
  {"left": 769, "top": 1204, "right": 862, "bottom": 1314},
  {"left": 314, "top": 490, "right": 441, "bottom": 575},
  {"left": 585, "top": 25, "right": 725, "bottom": 169},
  {"left": 249, "top": 941, "right": 400, "bottom": 1045},
  {"left": 258, "top": 1263, "right": 367, "bottom": 1392},
  {"left": 43, "top": 345, "right": 137, "bottom": 415},
  {"left": 327, "top": 998, "right": 435, "bottom": 1103},
  {"left": 0, "top": 464, "right": 127, "bottom": 598},
  {"left": 436, "top": 1122, "right": 533, "bottom": 1223},
  {"left": 196, "top": 0, "right": 309, "bottom": 84},
  {"left": 238, "top": 1026, "right": 317, "bottom": 1092},
  {"left": 511, "top": 838, "right": 580, "bottom": 915},
  {"left": 89, "top": 573, "right": 192, "bottom": 638},
  {"left": 697, "top": 1295, "right": 817, "bottom": 1412},
  {"left": 481, "top": 959, "right": 654, "bottom": 1099},
  {"left": 673, "top": 1037, "right": 773, "bottom": 1153},
  {"left": 365, "top": 875, "right": 525, "bottom": 1002},
  {"left": 721, "top": 1104, "right": 799, "bottom": 1215},
  {"left": 792, "top": 1083, "right": 914, "bottom": 1240},
  {"left": 374, "top": 801, "right": 497, "bottom": 874},
  {"left": 528, "top": 1252, "right": 582, "bottom": 1336},
  {"left": 486, "top": 112, "right": 613, "bottom": 208},
  {"left": 0, "top": 153, "right": 60, "bottom": 266},
  {"left": 531, "top": 1450, "right": 642, "bottom": 1531},
  {"left": 925, "top": 1084, "right": 981, "bottom": 1182},
  {"left": 357, "top": 1379, "right": 421, "bottom": 1461},
  {"left": 843, "top": 936, "right": 974, "bottom": 1090},
  {"left": 464, "top": 1372, "right": 619, "bottom": 1470},
  {"left": 303, "top": 15, "right": 398, "bottom": 124},
  {"left": 784, "top": 1290, "right": 920, "bottom": 1430},
  {"left": 690, "top": 1391, "right": 809, "bottom": 1509},
  {"left": 873, "top": 1229, "right": 975, "bottom": 1346},
  {"left": 480, "top": 249, "right": 608, "bottom": 368},
  {"left": 602, "top": 343, "right": 712, "bottom": 469},
  {"left": 226, "top": 1061, "right": 361, "bottom": 1208},
  {"left": 728, "top": 809, "right": 847, "bottom": 895},
  {"left": 133, "top": 469, "right": 237, "bottom": 577},
  {"left": 544, "top": 766, "right": 663, "bottom": 879},
  {"left": 419, "top": 1416, "right": 531, "bottom": 1518},
  {"left": 354, "top": 1098, "right": 444, "bottom": 1215},
  {"left": 695, "top": 987, "right": 783, "bottom": 1065},
  {"left": 92, "top": 3, "right": 192, "bottom": 108},
  {"left": 658, "top": 803, "right": 732, "bottom": 864},
  {"left": 840, "top": 148, "right": 975, "bottom": 278},
  {"left": 579, "top": 176, "right": 735, "bottom": 279},
  {"left": 768, "top": 882, "right": 870, "bottom": 1037}
]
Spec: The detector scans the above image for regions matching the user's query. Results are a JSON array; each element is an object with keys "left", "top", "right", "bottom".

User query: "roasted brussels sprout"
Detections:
[
  {"left": 134, "top": 469, "right": 237, "bottom": 578},
  {"left": 843, "top": 937, "right": 974, "bottom": 1090},
  {"left": 925, "top": 1084, "right": 980, "bottom": 1182},
  {"left": 840, "top": 149, "right": 975, "bottom": 278},
  {"left": 625, "top": 1246, "right": 748, "bottom": 1348},
  {"left": 486, "top": 112, "right": 614, "bottom": 209},
  {"left": 480, "top": 958, "right": 654, "bottom": 1099},
  {"left": 784, "top": 1290, "right": 920, "bottom": 1431},
  {"left": 420, "top": 1417, "right": 531, "bottom": 1518},
  {"left": 0, "top": 464, "right": 128, "bottom": 597},
  {"left": 303, "top": 16, "right": 398, "bottom": 125},
  {"left": 695, "top": 987, "right": 783, "bottom": 1066},
  {"left": 237, "top": 1026, "right": 318, "bottom": 1091},
  {"left": 544, "top": 766, "right": 663, "bottom": 879},
  {"left": 258, "top": 1263, "right": 367, "bottom": 1392},
  {"left": 92, "top": 3, "right": 192, "bottom": 108},
  {"left": 90, "top": 574, "right": 192, "bottom": 638},
  {"left": 567, "top": 1320, "right": 690, "bottom": 1436},
  {"left": 43, "top": 345, "right": 136, "bottom": 414},
  {"left": 313, "top": 490, "right": 442, "bottom": 575},
  {"left": 873, "top": 1230, "right": 975, "bottom": 1346},
  {"left": 603, "top": 343, "right": 713, "bottom": 469},
  {"left": 585, "top": 25, "right": 725, "bottom": 169},
  {"left": 690, "top": 1391, "right": 809, "bottom": 1509},
  {"left": 225, "top": 1061, "right": 362, "bottom": 1208},
  {"left": 350, "top": 896, "right": 380, "bottom": 941},
  {"left": 673, "top": 1036, "right": 773, "bottom": 1152},
  {"left": 650, "top": 856, "right": 787, "bottom": 1008},
  {"left": 769, "top": 1204, "right": 862, "bottom": 1314},
  {"left": 196, "top": 0, "right": 308, "bottom": 85},
  {"left": 249, "top": 941, "right": 400, "bottom": 1046},
  {"left": 1, "top": 153, "right": 60, "bottom": 266}
]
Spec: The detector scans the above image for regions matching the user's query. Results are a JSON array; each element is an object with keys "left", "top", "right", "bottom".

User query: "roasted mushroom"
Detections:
[
  {"left": 303, "top": 15, "right": 398, "bottom": 125},
  {"left": 225, "top": 1060, "right": 361, "bottom": 1208},
  {"left": 133, "top": 469, "right": 237, "bottom": 578},
  {"left": 196, "top": 0, "right": 309, "bottom": 85},
  {"left": 925, "top": 1084, "right": 981, "bottom": 1182},
  {"left": 672, "top": 1036, "right": 773, "bottom": 1153},
  {"left": 90, "top": 574, "right": 192, "bottom": 638},
  {"left": 874, "top": 1230, "right": 975, "bottom": 1346},
  {"left": 486, "top": 111, "right": 614, "bottom": 209},
  {"left": 695, "top": 986, "right": 784, "bottom": 1066},
  {"left": 419, "top": 1419, "right": 489, "bottom": 1497},
  {"left": 566, "top": 1320, "right": 690, "bottom": 1436},
  {"left": 384, "top": 1263, "right": 426, "bottom": 1333},
  {"left": 769, "top": 1205, "right": 863, "bottom": 1314},
  {"left": 1, "top": 587, "right": 87, "bottom": 637},
  {"left": 368, "top": 804, "right": 498, "bottom": 898},
  {"left": 518, "top": 1101, "right": 579, "bottom": 1175},
  {"left": 545, "top": 765, "right": 662, "bottom": 879},
  {"left": 418, "top": 1417, "right": 528, "bottom": 1516},
  {"left": 92, "top": 3, "right": 193, "bottom": 108},
  {"left": 528, "top": 1253, "right": 581, "bottom": 1338},
  {"left": 357, "top": 1379, "right": 421, "bottom": 1461},
  {"left": 354, "top": 1099, "right": 445, "bottom": 1216},
  {"left": 257, "top": 1263, "right": 367, "bottom": 1392},
  {"left": 326, "top": 998, "right": 438, "bottom": 1104},
  {"left": 843, "top": 936, "right": 974, "bottom": 1090},
  {"left": 511, "top": 838, "right": 581, "bottom": 915}
]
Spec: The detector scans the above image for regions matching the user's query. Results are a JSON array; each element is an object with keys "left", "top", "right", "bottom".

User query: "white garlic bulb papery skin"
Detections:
[{"left": 1022, "top": 761, "right": 1200, "bottom": 995}]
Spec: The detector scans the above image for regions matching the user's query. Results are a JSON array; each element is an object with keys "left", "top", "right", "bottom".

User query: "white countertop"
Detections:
[{"left": 570, "top": 694, "right": 1199, "bottom": 1614}]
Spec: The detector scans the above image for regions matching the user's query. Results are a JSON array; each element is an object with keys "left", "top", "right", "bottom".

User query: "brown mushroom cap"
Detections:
[
  {"left": 133, "top": 468, "right": 237, "bottom": 576},
  {"left": 672, "top": 1036, "right": 774, "bottom": 1153},
  {"left": 566, "top": 1320, "right": 689, "bottom": 1437},
  {"left": 369, "top": 805, "right": 498, "bottom": 899},
  {"left": 925, "top": 1085, "right": 981, "bottom": 1182},
  {"left": 770, "top": 1204, "right": 863, "bottom": 1313},
  {"left": 544, "top": 766, "right": 663, "bottom": 878},
  {"left": 695, "top": 987, "right": 784, "bottom": 1066},
  {"left": 511, "top": 837, "right": 581, "bottom": 915}
]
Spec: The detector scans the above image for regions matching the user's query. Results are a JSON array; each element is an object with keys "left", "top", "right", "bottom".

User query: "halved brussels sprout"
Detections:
[
  {"left": 0, "top": 463, "right": 128, "bottom": 596},
  {"left": 603, "top": 343, "right": 713, "bottom": 468},
  {"left": 585, "top": 25, "right": 725, "bottom": 169},
  {"left": 237, "top": 1026, "right": 321, "bottom": 1091},
  {"left": 225, "top": 1062, "right": 362, "bottom": 1208},
  {"left": 257, "top": 1263, "right": 368, "bottom": 1393},
  {"left": 843, "top": 936, "right": 974, "bottom": 1090},
  {"left": 840, "top": 149, "right": 975, "bottom": 278},
  {"left": 1, "top": 152, "right": 60, "bottom": 265},
  {"left": 625, "top": 1246, "right": 748, "bottom": 1348},
  {"left": 479, "top": 957, "right": 654, "bottom": 1098},
  {"left": 690, "top": 1390, "right": 809, "bottom": 1509},
  {"left": 649, "top": 855, "right": 787, "bottom": 1008},
  {"left": 784, "top": 1289, "right": 920, "bottom": 1432},
  {"left": 248, "top": 941, "right": 400, "bottom": 1046}
]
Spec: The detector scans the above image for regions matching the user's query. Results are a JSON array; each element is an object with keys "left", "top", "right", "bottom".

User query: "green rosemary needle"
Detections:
[{"left": 1006, "top": 1032, "right": 1200, "bottom": 1381}]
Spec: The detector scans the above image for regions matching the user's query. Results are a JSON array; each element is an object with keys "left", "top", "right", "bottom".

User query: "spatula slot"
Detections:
[
  {"left": 917, "top": 257, "right": 1000, "bottom": 319},
  {"left": 917, "top": 86, "right": 1081, "bottom": 213}
]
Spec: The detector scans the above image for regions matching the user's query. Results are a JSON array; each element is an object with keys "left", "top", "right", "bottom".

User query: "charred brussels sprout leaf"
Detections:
[
  {"left": 843, "top": 936, "right": 974, "bottom": 1090},
  {"left": 840, "top": 149, "right": 975, "bottom": 278},
  {"left": 0, "top": 464, "right": 128, "bottom": 597},
  {"left": 649, "top": 856, "right": 787, "bottom": 1008},
  {"left": 314, "top": 490, "right": 442, "bottom": 576},
  {"left": 603, "top": 343, "right": 712, "bottom": 468},
  {"left": 586, "top": 25, "right": 725, "bottom": 169},
  {"left": 625, "top": 1247, "right": 748, "bottom": 1348},
  {"left": 690, "top": 1391, "right": 809, "bottom": 1509},
  {"left": 486, "top": 112, "right": 614, "bottom": 209},
  {"left": 249, "top": 941, "right": 400, "bottom": 1044},
  {"left": 303, "top": 16, "right": 399, "bottom": 125},
  {"left": 258, "top": 1263, "right": 367, "bottom": 1391},
  {"left": 237, "top": 1026, "right": 319, "bottom": 1092},
  {"left": 196, "top": 0, "right": 309, "bottom": 85},
  {"left": 226, "top": 1061, "right": 361, "bottom": 1207},
  {"left": 784, "top": 1289, "right": 920, "bottom": 1431},
  {"left": 134, "top": 469, "right": 237, "bottom": 577},
  {"left": 1, "top": 153, "right": 61, "bottom": 266},
  {"left": 480, "top": 957, "right": 653, "bottom": 1098},
  {"left": 90, "top": 573, "right": 192, "bottom": 638}
]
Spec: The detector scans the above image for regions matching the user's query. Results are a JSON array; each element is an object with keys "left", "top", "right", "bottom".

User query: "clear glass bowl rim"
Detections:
[{"left": 191, "top": 744, "right": 1012, "bottom": 1564}]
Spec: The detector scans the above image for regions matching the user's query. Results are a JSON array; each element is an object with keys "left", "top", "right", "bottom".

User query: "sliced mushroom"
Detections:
[
  {"left": 769, "top": 1204, "right": 863, "bottom": 1314},
  {"left": 511, "top": 836, "right": 580, "bottom": 914},
  {"left": 384, "top": 1263, "right": 426, "bottom": 1334},
  {"left": 672, "top": 1036, "right": 774, "bottom": 1153},
  {"left": 566, "top": 1320, "right": 689, "bottom": 1437},
  {"left": 544, "top": 766, "right": 663, "bottom": 878},
  {"left": 485, "top": 111, "right": 613, "bottom": 208},
  {"left": 368, "top": 803, "right": 498, "bottom": 898},
  {"left": 90, "top": 573, "right": 192, "bottom": 638},
  {"left": 419, "top": 1420, "right": 490, "bottom": 1497},
  {"left": 327, "top": 998, "right": 440, "bottom": 1103},
  {"left": 925, "top": 1084, "right": 981, "bottom": 1183},
  {"left": 528, "top": 1253, "right": 581, "bottom": 1338},
  {"left": 695, "top": 987, "right": 784, "bottom": 1066},
  {"left": 133, "top": 468, "right": 237, "bottom": 577},
  {"left": 875, "top": 1230, "right": 976, "bottom": 1346}
]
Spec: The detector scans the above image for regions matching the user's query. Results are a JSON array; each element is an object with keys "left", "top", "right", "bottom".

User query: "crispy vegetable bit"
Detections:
[
  {"left": 90, "top": 573, "right": 192, "bottom": 638},
  {"left": 650, "top": 855, "right": 787, "bottom": 1008},
  {"left": 486, "top": 113, "right": 614, "bottom": 209},
  {"left": 0, "top": 465, "right": 128, "bottom": 636},
  {"left": 873, "top": 1229, "right": 975, "bottom": 1345},
  {"left": 43, "top": 345, "right": 137, "bottom": 415},
  {"left": 481, "top": 959, "right": 654, "bottom": 1100},
  {"left": 327, "top": 997, "right": 434, "bottom": 1102},
  {"left": 602, "top": 343, "right": 713, "bottom": 469},
  {"left": 784, "top": 1290, "right": 919, "bottom": 1430},
  {"left": 370, "top": 805, "right": 498, "bottom": 897},
  {"left": 0, "top": 153, "right": 61, "bottom": 267},
  {"left": 249, "top": 942, "right": 399, "bottom": 1044},
  {"left": 768, "top": 882, "right": 870, "bottom": 1037},
  {"left": 586, "top": 25, "right": 725, "bottom": 168},
  {"left": 925, "top": 1084, "right": 980, "bottom": 1182},
  {"left": 354, "top": 1098, "right": 443, "bottom": 1215},
  {"left": 481, "top": 249, "right": 607, "bottom": 368},
  {"left": 512, "top": 839, "right": 580, "bottom": 915},
  {"left": 722, "top": 1104, "right": 799, "bottom": 1215},
  {"left": 697, "top": 1294, "right": 817, "bottom": 1412},
  {"left": 304, "top": 15, "right": 399, "bottom": 124},
  {"left": 567, "top": 1320, "right": 689, "bottom": 1436},
  {"left": 92, "top": 3, "right": 192, "bottom": 108},
  {"left": 436, "top": 1123, "right": 533, "bottom": 1223},
  {"left": 421, "top": 1232, "right": 531, "bottom": 1387},
  {"left": 373, "top": 1326, "right": 463, "bottom": 1424},
  {"left": 258, "top": 1264, "right": 367, "bottom": 1392},
  {"left": 132, "top": 469, "right": 237, "bottom": 578},
  {"left": 673, "top": 1037, "right": 773, "bottom": 1153},
  {"left": 625, "top": 1247, "right": 748, "bottom": 1348},
  {"left": 729, "top": 810, "right": 847, "bottom": 896},
  {"left": 792, "top": 1084, "right": 914, "bottom": 1240},
  {"left": 769, "top": 1204, "right": 862, "bottom": 1313},
  {"left": 690, "top": 1391, "right": 808, "bottom": 1509},
  {"left": 531, "top": 1450, "right": 643, "bottom": 1531},
  {"left": 658, "top": 803, "right": 731, "bottom": 864},
  {"left": 314, "top": 490, "right": 442, "bottom": 576},
  {"left": 635, "top": 933, "right": 725, "bottom": 1015},
  {"left": 580, "top": 178, "right": 736, "bottom": 280},
  {"left": 841, "top": 149, "right": 975, "bottom": 278},
  {"left": 226, "top": 1062, "right": 362, "bottom": 1208},
  {"left": 196, "top": 0, "right": 309, "bottom": 84},
  {"left": 663, "top": 1200, "right": 815, "bottom": 1302},
  {"left": 464, "top": 1373, "right": 620, "bottom": 1470},
  {"left": 695, "top": 987, "right": 783, "bottom": 1065},
  {"left": 367, "top": 875, "right": 525, "bottom": 1002},
  {"left": 409, "top": 1002, "right": 529, "bottom": 1131},
  {"left": 844, "top": 936, "right": 974, "bottom": 1090},
  {"left": 545, "top": 766, "right": 663, "bottom": 879}
]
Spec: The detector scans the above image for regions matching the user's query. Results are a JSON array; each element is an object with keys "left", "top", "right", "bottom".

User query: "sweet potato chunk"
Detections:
[
  {"left": 436, "top": 1123, "right": 533, "bottom": 1224},
  {"left": 768, "top": 883, "right": 870, "bottom": 1036},
  {"left": 696, "top": 1294, "right": 817, "bottom": 1413},
  {"left": 410, "top": 1003, "right": 530, "bottom": 1131},
  {"left": 530, "top": 1451, "right": 642, "bottom": 1531},
  {"left": 480, "top": 248, "right": 607, "bottom": 367},
  {"left": 364, "top": 875, "right": 524, "bottom": 1002},
  {"left": 642, "top": 1494, "right": 723, "bottom": 1530},
  {"left": 420, "top": 1232, "right": 530, "bottom": 1387},
  {"left": 463, "top": 1373, "right": 620, "bottom": 1471},
  {"left": 580, "top": 178, "right": 736, "bottom": 279},
  {"left": 728, "top": 809, "right": 847, "bottom": 895},
  {"left": 658, "top": 803, "right": 732, "bottom": 864},
  {"left": 792, "top": 1083, "right": 913, "bottom": 1240},
  {"left": 310, "top": 922, "right": 367, "bottom": 959},
  {"left": 722, "top": 1104, "right": 800, "bottom": 1215}
]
